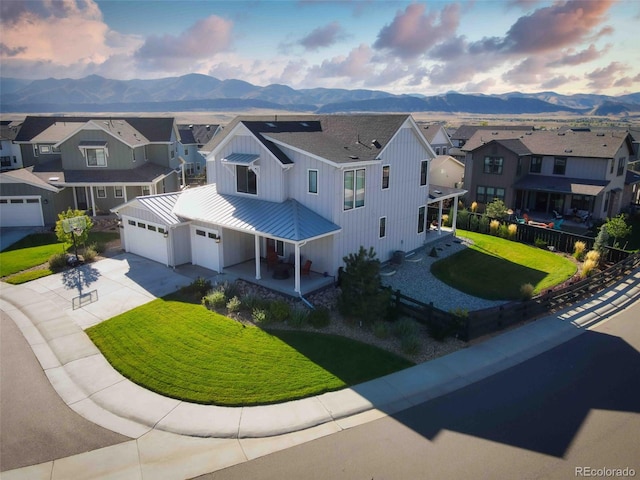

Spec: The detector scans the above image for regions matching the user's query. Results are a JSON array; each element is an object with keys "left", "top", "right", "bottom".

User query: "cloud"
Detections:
[
  {"left": 585, "top": 62, "right": 628, "bottom": 90},
  {"left": 0, "top": 43, "right": 27, "bottom": 57},
  {"left": 613, "top": 73, "right": 640, "bottom": 89},
  {"left": 547, "top": 44, "right": 609, "bottom": 67},
  {"left": 373, "top": 3, "right": 460, "bottom": 59},
  {"left": 502, "top": 57, "right": 548, "bottom": 85},
  {"left": 462, "top": 78, "right": 497, "bottom": 93},
  {"left": 540, "top": 75, "right": 580, "bottom": 90},
  {"left": 134, "top": 16, "right": 234, "bottom": 72},
  {"left": 306, "top": 44, "right": 375, "bottom": 80},
  {"left": 298, "top": 21, "right": 347, "bottom": 51}
]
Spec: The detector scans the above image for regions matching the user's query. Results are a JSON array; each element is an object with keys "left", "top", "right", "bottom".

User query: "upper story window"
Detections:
[
  {"left": 33, "top": 144, "right": 60, "bottom": 156},
  {"left": 382, "top": 165, "right": 390, "bottom": 189},
  {"left": 420, "top": 160, "right": 428, "bottom": 186},
  {"left": 553, "top": 157, "right": 566, "bottom": 175},
  {"left": 483, "top": 156, "right": 503, "bottom": 174},
  {"left": 236, "top": 165, "right": 257, "bottom": 195},
  {"left": 344, "top": 168, "right": 365, "bottom": 210},
  {"left": 617, "top": 157, "right": 626, "bottom": 176},
  {"left": 86, "top": 148, "right": 107, "bottom": 167},
  {"left": 530, "top": 156, "right": 542, "bottom": 173},
  {"left": 610, "top": 159, "right": 615, "bottom": 174},
  {"left": 308, "top": 169, "right": 318, "bottom": 194}
]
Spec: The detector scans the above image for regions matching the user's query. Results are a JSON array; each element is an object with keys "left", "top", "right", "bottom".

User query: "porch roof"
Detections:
[
  {"left": 222, "top": 153, "right": 260, "bottom": 165},
  {"left": 513, "top": 175, "right": 607, "bottom": 196},
  {"left": 30, "top": 159, "right": 174, "bottom": 185},
  {"left": 427, "top": 184, "right": 467, "bottom": 203},
  {"left": 173, "top": 184, "right": 341, "bottom": 242}
]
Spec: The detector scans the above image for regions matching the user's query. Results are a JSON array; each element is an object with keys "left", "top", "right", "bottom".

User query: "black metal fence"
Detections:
[{"left": 391, "top": 252, "right": 640, "bottom": 342}]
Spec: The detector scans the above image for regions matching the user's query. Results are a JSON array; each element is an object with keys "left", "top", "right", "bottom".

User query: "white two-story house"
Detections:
[{"left": 113, "top": 114, "right": 464, "bottom": 295}]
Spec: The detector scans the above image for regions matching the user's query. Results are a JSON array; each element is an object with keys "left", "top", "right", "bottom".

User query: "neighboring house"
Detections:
[
  {"left": 623, "top": 169, "right": 640, "bottom": 208},
  {"left": 0, "top": 121, "right": 23, "bottom": 171},
  {"left": 450, "top": 124, "right": 534, "bottom": 148},
  {"left": 420, "top": 123, "right": 454, "bottom": 156},
  {"left": 430, "top": 155, "right": 465, "bottom": 189},
  {"left": 113, "top": 114, "right": 465, "bottom": 295},
  {"left": 0, "top": 116, "right": 181, "bottom": 227},
  {"left": 461, "top": 129, "right": 635, "bottom": 221},
  {"left": 176, "top": 124, "right": 221, "bottom": 178}
]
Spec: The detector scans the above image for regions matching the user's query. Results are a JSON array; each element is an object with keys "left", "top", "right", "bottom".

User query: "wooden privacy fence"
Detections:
[{"left": 390, "top": 252, "right": 640, "bottom": 342}]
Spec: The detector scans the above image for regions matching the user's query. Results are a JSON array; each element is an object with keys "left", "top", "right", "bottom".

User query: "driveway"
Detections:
[{"left": 0, "top": 227, "right": 43, "bottom": 251}]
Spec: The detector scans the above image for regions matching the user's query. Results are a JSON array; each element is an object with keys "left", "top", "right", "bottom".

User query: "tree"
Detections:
[
  {"left": 485, "top": 199, "right": 508, "bottom": 220},
  {"left": 593, "top": 224, "right": 609, "bottom": 259},
  {"left": 604, "top": 214, "right": 632, "bottom": 248},
  {"left": 337, "top": 246, "right": 391, "bottom": 324},
  {"left": 55, "top": 208, "right": 93, "bottom": 248}
]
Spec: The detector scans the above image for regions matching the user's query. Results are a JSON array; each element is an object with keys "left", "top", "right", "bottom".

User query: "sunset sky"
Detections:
[{"left": 1, "top": 0, "right": 639, "bottom": 96}]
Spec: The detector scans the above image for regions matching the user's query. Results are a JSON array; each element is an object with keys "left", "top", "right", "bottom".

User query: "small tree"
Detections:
[
  {"left": 593, "top": 224, "right": 609, "bottom": 260},
  {"left": 604, "top": 214, "right": 632, "bottom": 248},
  {"left": 485, "top": 199, "right": 508, "bottom": 220},
  {"left": 338, "top": 246, "right": 391, "bottom": 324}
]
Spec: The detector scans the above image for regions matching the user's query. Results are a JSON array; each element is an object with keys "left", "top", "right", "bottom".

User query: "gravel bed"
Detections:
[{"left": 381, "top": 236, "right": 509, "bottom": 313}]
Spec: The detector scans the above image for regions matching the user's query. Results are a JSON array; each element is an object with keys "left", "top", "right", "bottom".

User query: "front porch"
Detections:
[{"left": 221, "top": 259, "right": 335, "bottom": 297}]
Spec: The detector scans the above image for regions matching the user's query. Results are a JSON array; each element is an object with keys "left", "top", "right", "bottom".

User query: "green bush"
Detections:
[
  {"left": 469, "top": 214, "right": 479, "bottom": 232},
  {"left": 401, "top": 333, "right": 421, "bottom": 355},
  {"left": 252, "top": 308, "right": 268, "bottom": 324},
  {"left": 534, "top": 237, "right": 547, "bottom": 249},
  {"left": 308, "top": 307, "right": 331, "bottom": 329},
  {"left": 48, "top": 253, "right": 67, "bottom": 272},
  {"left": 498, "top": 224, "right": 509, "bottom": 239},
  {"left": 392, "top": 318, "right": 418, "bottom": 339},
  {"left": 372, "top": 320, "right": 391, "bottom": 339},
  {"left": 269, "top": 300, "right": 291, "bottom": 323},
  {"left": 288, "top": 306, "right": 309, "bottom": 328},
  {"left": 226, "top": 296, "right": 242, "bottom": 313},
  {"left": 217, "top": 280, "right": 240, "bottom": 300},
  {"left": 479, "top": 215, "right": 490, "bottom": 234},
  {"left": 83, "top": 246, "right": 98, "bottom": 263},
  {"left": 240, "top": 293, "right": 264, "bottom": 311},
  {"left": 202, "top": 290, "right": 226, "bottom": 309},
  {"left": 182, "top": 277, "right": 212, "bottom": 298},
  {"left": 88, "top": 242, "right": 106, "bottom": 254},
  {"left": 457, "top": 209, "right": 470, "bottom": 230}
]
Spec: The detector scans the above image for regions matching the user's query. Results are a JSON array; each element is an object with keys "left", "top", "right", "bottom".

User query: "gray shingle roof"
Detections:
[
  {"left": 173, "top": 184, "right": 341, "bottom": 242},
  {"left": 178, "top": 124, "right": 218, "bottom": 145},
  {"left": 451, "top": 124, "right": 534, "bottom": 142},
  {"left": 513, "top": 175, "right": 608, "bottom": 195},
  {"left": 30, "top": 159, "right": 173, "bottom": 185}
]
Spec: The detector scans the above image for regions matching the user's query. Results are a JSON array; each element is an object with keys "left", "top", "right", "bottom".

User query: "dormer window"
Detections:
[
  {"left": 79, "top": 141, "right": 108, "bottom": 167},
  {"left": 222, "top": 153, "right": 260, "bottom": 195}
]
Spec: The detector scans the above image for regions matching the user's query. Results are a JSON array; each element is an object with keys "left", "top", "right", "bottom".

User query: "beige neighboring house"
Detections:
[
  {"left": 430, "top": 155, "right": 464, "bottom": 189},
  {"left": 420, "top": 123, "right": 454, "bottom": 156}
]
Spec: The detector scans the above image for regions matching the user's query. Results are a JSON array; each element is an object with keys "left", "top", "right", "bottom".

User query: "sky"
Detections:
[{"left": 1, "top": 0, "right": 639, "bottom": 97}]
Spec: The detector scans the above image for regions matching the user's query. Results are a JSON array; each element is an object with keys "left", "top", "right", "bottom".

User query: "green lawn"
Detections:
[
  {"left": 0, "top": 232, "right": 118, "bottom": 278},
  {"left": 86, "top": 296, "right": 414, "bottom": 406},
  {"left": 431, "top": 230, "right": 577, "bottom": 300}
]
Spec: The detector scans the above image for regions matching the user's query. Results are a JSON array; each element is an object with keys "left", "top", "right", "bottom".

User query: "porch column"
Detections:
[
  {"left": 437, "top": 200, "right": 443, "bottom": 235},
  {"left": 254, "top": 235, "right": 261, "bottom": 280},
  {"left": 451, "top": 197, "right": 459, "bottom": 235},
  {"left": 89, "top": 186, "right": 96, "bottom": 217},
  {"left": 123, "top": 186, "right": 128, "bottom": 203},
  {"left": 72, "top": 187, "right": 78, "bottom": 210},
  {"left": 294, "top": 242, "right": 301, "bottom": 294}
]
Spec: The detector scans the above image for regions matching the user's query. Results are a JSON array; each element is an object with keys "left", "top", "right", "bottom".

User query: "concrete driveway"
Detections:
[{"left": 0, "top": 227, "right": 43, "bottom": 251}]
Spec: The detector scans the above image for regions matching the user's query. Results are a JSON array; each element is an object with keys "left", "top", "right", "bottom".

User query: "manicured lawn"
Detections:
[
  {"left": 0, "top": 232, "right": 119, "bottom": 278},
  {"left": 431, "top": 230, "right": 577, "bottom": 301},
  {"left": 86, "top": 295, "right": 414, "bottom": 406}
]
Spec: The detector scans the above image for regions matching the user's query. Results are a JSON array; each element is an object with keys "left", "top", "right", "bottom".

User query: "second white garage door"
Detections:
[
  {"left": 0, "top": 196, "right": 44, "bottom": 227},
  {"left": 123, "top": 217, "right": 169, "bottom": 266},
  {"left": 191, "top": 226, "right": 220, "bottom": 272}
]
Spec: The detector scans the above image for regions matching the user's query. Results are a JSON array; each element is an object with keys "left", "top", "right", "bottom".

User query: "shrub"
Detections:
[
  {"left": 401, "top": 333, "right": 421, "bottom": 355},
  {"left": 252, "top": 308, "right": 268, "bottom": 324},
  {"left": 520, "top": 283, "right": 535, "bottom": 300},
  {"left": 269, "top": 300, "right": 291, "bottom": 323},
  {"left": 372, "top": 320, "right": 391, "bottom": 339},
  {"left": 288, "top": 306, "right": 309, "bottom": 328},
  {"left": 593, "top": 225, "right": 609, "bottom": 257},
  {"left": 573, "top": 241, "right": 587, "bottom": 261},
  {"left": 48, "top": 253, "right": 67, "bottom": 272},
  {"left": 585, "top": 249, "right": 601, "bottom": 264},
  {"left": 478, "top": 215, "right": 490, "bottom": 234},
  {"left": 507, "top": 223, "right": 518, "bottom": 240},
  {"left": 240, "top": 293, "right": 265, "bottom": 311},
  {"left": 489, "top": 219, "right": 500, "bottom": 236},
  {"left": 218, "top": 281, "right": 240, "bottom": 300},
  {"left": 83, "top": 245, "right": 98, "bottom": 263},
  {"left": 534, "top": 237, "right": 547, "bottom": 249},
  {"left": 226, "top": 296, "right": 242, "bottom": 313},
  {"left": 202, "top": 290, "right": 226, "bottom": 309},
  {"left": 182, "top": 277, "right": 212, "bottom": 298},
  {"left": 442, "top": 213, "right": 451, "bottom": 227},
  {"left": 308, "top": 307, "right": 331, "bottom": 329},
  {"left": 469, "top": 214, "right": 479, "bottom": 232},
  {"left": 581, "top": 259, "right": 598, "bottom": 278},
  {"left": 457, "top": 209, "right": 470, "bottom": 230},
  {"left": 497, "top": 224, "right": 510, "bottom": 239},
  {"left": 485, "top": 199, "right": 508, "bottom": 220},
  {"left": 88, "top": 242, "right": 106, "bottom": 254},
  {"left": 392, "top": 318, "right": 418, "bottom": 339},
  {"left": 471, "top": 201, "right": 478, "bottom": 213}
]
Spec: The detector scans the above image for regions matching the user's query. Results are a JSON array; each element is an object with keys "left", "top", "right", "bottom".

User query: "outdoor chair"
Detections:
[
  {"left": 267, "top": 249, "right": 279, "bottom": 271},
  {"left": 552, "top": 210, "right": 563, "bottom": 220},
  {"left": 301, "top": 260, "right": 312, "bottom": 276}
]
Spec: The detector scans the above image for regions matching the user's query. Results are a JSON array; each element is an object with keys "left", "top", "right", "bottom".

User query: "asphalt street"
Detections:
[
  {"left": 203, "top": 300, "right": 640, "bottom": 480},
  {"left": 0, "top": 311, "right": 131, "bottom": 472}
]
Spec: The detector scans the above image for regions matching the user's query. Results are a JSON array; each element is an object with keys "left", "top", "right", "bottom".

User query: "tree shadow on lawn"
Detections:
[{"left": 432, "top": 248, "right": 549, "bottom": 300}]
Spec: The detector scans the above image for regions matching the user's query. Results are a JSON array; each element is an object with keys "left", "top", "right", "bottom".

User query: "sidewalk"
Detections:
[{"left": 1, "top": 255, "right": 639, "bottom": 480}]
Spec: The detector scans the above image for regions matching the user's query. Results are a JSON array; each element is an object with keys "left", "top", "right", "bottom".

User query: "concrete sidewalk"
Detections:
[{"left": 1, "top": 254, "right": 639, "bottom": 480}]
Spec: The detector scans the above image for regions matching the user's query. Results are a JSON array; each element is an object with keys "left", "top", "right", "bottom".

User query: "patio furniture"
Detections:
[
  {"left": 301, "top": 260, "right": 312, "bottom": 276},
  {"left": 552, "top": 210, "right": 563, "bottom": 220},
  {"left": 267, "top": 249, "right": 278, "bottom": 271}
]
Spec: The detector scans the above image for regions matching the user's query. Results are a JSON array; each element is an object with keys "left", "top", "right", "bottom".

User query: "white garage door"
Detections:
[
  {"left": 0, "top": 196, "right": 44, "bottom": 227},
  {"left": 123, "top": 217, "right": 169, "bottom": 265},
  {"left": 191, "top": 226, "right": 220, "bottom": 272}
]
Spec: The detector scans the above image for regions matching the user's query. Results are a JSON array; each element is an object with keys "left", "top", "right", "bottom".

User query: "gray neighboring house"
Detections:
[
  {"left": 177, "top": 124, "right": 221, "bottom": 178},
  {"left": 0, "top": 121, "right": 23, "bottom": 171},
  {"left": 0, "top": 116, "right": 181, "bottom": 227},
  {"left": 113, "top": 114, "right": 466, "bottom": 295}
]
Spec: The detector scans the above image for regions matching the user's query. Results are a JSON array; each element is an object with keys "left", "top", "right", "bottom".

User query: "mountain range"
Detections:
[{"left": 1, "top": 73, "right": 639, "bottom": 116}]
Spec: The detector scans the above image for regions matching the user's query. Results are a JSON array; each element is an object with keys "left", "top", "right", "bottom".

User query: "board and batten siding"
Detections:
[
  {"left": 171, "top": 224, "right": 192, "bottom": 266},
  {"left": 59, "top": 129, "right": 134, "bottom": 170}
]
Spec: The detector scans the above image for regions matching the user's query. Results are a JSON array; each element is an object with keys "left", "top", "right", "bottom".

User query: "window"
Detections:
[
  {"left": 158, "top": 227, "right": 166, "bottom": 234},
  {"left": 603, "top": 191, "right": 610, "bottom": 212},
  {"left": 267, "top": 238, "right": 284, "bottom": 256},
  {"left": 571, "top": 195, "right": 591, "bottom": 211},
  {"left": 530, "top": 156, "right": 542, "bottom": 173},
  {"left": 442, "top": 147, "right": 447, "bottom": 155},
  {"left": 147, "top": 225, "right": 157, "bottom": 232},
  {"left": 379, "top": 217, "right": 386, "bottom": 238},
  {"left": 86, "top": 148, "right": 107, "bottom": 167},
  {"left": 417, "top": 206, "right": 426, "bottom": 234},
  {"left": 128, "top": 220, "right": 135, "bottom": 226},
  {"left": 610, "top": 159, "right": 615, "bottom": 174},
  {"left": 114, "top": 186, "right": 124, "bottom": 198},
  {"left": 435, "top": 147, "right": 441, "bottom": 155},
  {"left": 236, "top": 165, "right": 257, "bottom": 195},
  {"left": 141, "top": 186, "right": 150, "bottom": 195},
  {"left": 96, "top": 186, "right": 106, "bottom": 198},
  {"left": 343, "top": 169, "right": 365, "bottom": 210},
  {"left": 420, "top": 160, "right": 428, "bottom": 186},
  {"left": 382, "top": 165, "right": 390, "bottom": 189},
  {"left": 196, "top": 229, "right": 206, "bottom": 237},
  {"left": 483, "top": 156, "right": 504, "bottom": 174},
  {"left": 308, "top": 169, "right": 318, "bottom": 194},
  {"left": 137, "top": 222, "right": 146, "bottom": 229},
  {"left": 617, "top": 157, "right": 625, "bottom": 176},
  {"left": 476, "top": 186, "right": 505, "bottom": 203},
  {"left": 553, "top": 157, "right": 566, "bottom": 175}
]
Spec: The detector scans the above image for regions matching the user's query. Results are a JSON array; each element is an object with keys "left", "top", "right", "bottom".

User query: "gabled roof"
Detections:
[
  {"left": 205, "top": 114, "right": 422, "bottom": 165},
  {"left": 0, "top": 167, "right": 61, "bottom": 192},
  {"left": 430, "top": 155, "right": 464, "bottom": 170},
  {"left": 173, "top": 184, "right": 341, "bottom": 242},
  {"left": 178, "top": 124, "right": 219, "bottom": 145},
  {"left": 15, "top": 116, "right": 175, "bottom": 143},
  {"left": 451, "top": 124, "right": 534, "bottom": 142}
]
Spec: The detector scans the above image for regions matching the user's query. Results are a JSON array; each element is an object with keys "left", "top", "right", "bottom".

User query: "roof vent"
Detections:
[
  {"left": 349, "top": 155, "right": 359, "bottom": 160},
  {"left": 372, "top": 139, "right": 381, "bottom": 148},
  {"left": 597, "top": 133, "right": 605, "bottom": 136},
  {"left": 564, "top": 149, "right": 572, "bottom": 153},
  {"left": 48, "top": 176, "right": 59, "bottom": 181},
  {"left": 558, "top": 132, "right": 565, "bottom": 136},
  {"left": 189, "top": 124, "right": 193, "bottom": 129}
]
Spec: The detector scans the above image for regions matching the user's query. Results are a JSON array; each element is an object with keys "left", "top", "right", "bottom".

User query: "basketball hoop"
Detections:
[{"left": 61, "top": 216, "right": 87, "bottom": 266}]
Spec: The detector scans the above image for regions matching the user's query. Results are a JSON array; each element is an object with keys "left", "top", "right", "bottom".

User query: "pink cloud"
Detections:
[
  {"left": 307, "top": 44, "right": 375, "bottom": 79},
  {"left": 299, "top": 21, "right": 347, "bottom": 51},
  {"left": 585, "top": 62, "right": 628, "bottom": 89},
  {"left": 547, "top": 44, "right": 609, "bottom": 67}
]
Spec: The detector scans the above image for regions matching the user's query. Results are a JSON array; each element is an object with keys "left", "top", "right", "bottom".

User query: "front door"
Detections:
[{"left": 76, "top": 187, "right": 87, "bottom": 210}]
